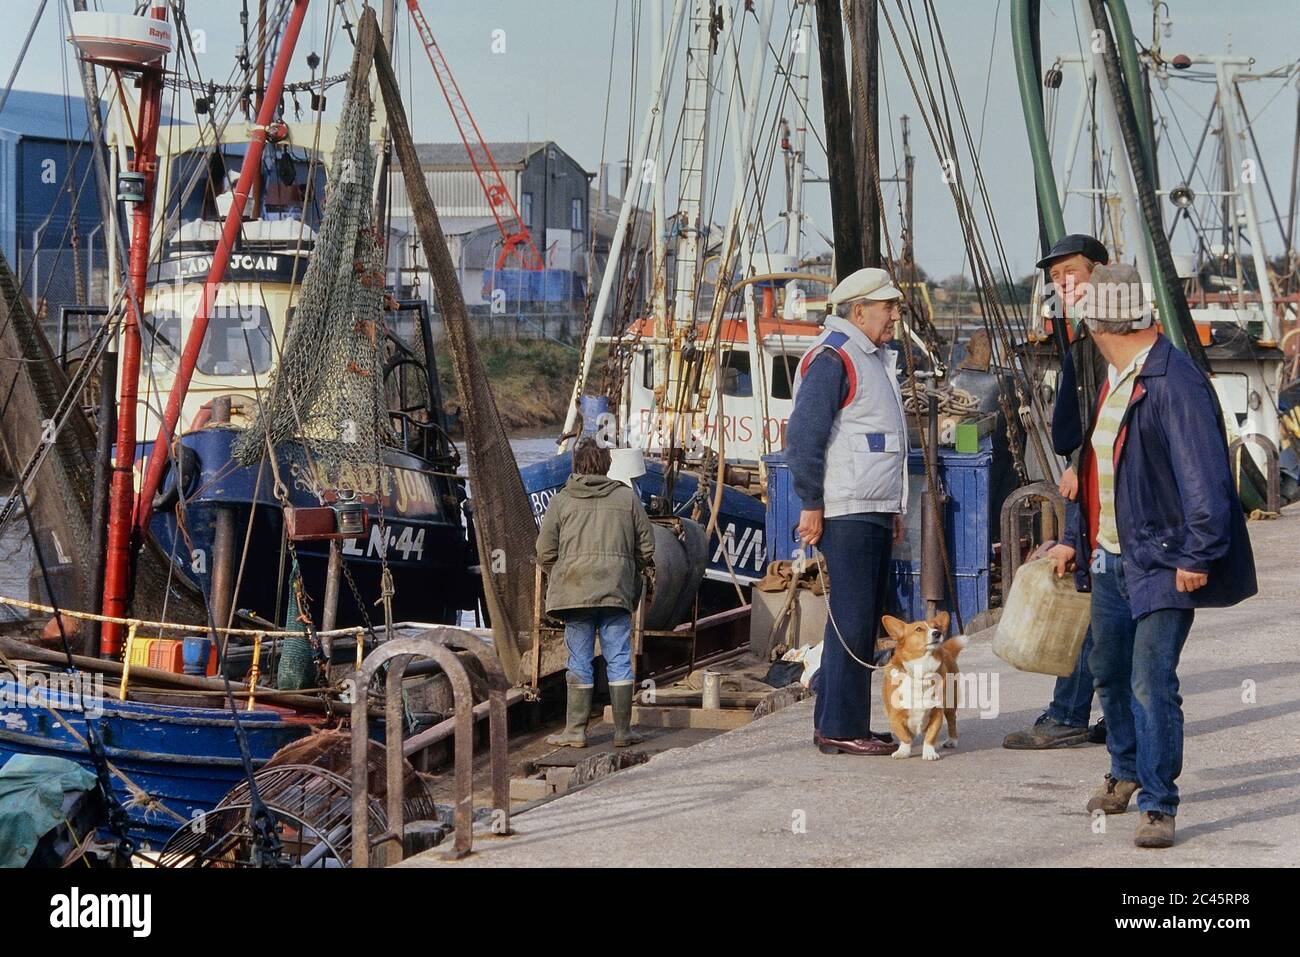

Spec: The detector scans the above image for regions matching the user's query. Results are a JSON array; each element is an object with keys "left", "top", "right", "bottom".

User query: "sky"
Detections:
[{"left": 4, "top": 0, "right": 1299, "bottom": 280}]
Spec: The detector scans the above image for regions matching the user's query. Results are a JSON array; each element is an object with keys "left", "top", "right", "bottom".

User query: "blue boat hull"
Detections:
[
  {"left": 0, "top": 678, "right": 312, "bottom": 846},
  {"left": 143, "top": 427, "right": 477, "bottom": 628},
  {"left": 520, "top": 453, "right": 768, "bottom": 582}
]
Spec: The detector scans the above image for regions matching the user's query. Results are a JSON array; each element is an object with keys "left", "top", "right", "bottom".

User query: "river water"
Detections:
[{"left": 505, "top": 430, "right": 562, "bottom": 469}]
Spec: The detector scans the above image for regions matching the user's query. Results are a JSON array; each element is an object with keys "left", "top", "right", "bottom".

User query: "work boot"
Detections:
[
  {"left": 1086, "top": 773, "right": 1141, "bottom": 814},
  {"left": 1002, "top": 715, "right": 1090, "bottom": 750},
  {"left": 546, "top": 678, "right": 593, "bottom": 748},
  {"left": 609, "top": 681, "right": 643, "bottom": 748},
  {"left": 1087, "top": 717, "right": 1108, "bottom": 744},
  {"left": 1134, "top": 811, "right": 1176, "bottom": 848}
]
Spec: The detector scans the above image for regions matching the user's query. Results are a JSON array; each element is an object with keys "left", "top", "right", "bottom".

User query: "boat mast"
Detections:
[
  {"left": 373, "top": 0, "right": 396, "bottom": 247},
  {"left": 651, "top": 3, "right": 670, "bottom": 395},
  {"left": 251, "top": 0, "right": 267, "bottom": 217},
  {"left": 666, "top": 0, "right": 719, "bottom": 433},
  {"left": 70, "top": 0, "right": 122, "bottom": 657},
  {"left": 814, "top": 0, "right": 862, "bottom": 280},
  {"left": 100, "top": 3, "right": 170, "bottom": 657},
  {"left": 1215, "top": 58, "right": 1279, "bottom": 343},
  {"left": 784, "top": 0, "right": 811, "bottom": 262},
  {"left": 717, "top": 0, "right": 774, "bottom": 460},
  {"left": 847, "top": 0, "right": 881, "bottom": 269},
  {"left": 561, "top": 0, "right": 687, "bottom": 443}
]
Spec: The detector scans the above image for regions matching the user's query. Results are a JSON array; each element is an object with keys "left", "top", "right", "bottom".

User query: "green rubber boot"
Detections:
[
  {"left": 546, "top": 678, "right": 593, "bottom": 748},
  {"left": 610, "top": 681, "right": 644, "bottom": 748}
]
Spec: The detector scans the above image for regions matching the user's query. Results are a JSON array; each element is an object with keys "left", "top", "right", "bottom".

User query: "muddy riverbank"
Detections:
[{"left": 436, "top": 339, "right": 581, "bottom": 433}]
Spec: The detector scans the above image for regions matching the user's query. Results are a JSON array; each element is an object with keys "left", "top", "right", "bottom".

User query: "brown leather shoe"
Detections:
[
  {"left": 814, "top": 733, "right": 899, "bottom": 756},
  {"left": 1134, "top": 811, "right": 1176, "bottom": 848},
  {"left": 1086, "top": 773, "right": 1141, "bottom": 814}
]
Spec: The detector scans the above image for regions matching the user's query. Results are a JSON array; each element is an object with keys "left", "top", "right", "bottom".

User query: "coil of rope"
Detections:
[{"left": 900, "top": 382, "right": 981, "bottom": 417}]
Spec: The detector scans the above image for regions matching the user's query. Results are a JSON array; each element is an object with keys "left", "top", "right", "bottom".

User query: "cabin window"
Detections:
[
  {"left": 770, "top": 354, "right": 799, "bottom": 400},
  {"left": 641, "top": 350, "right": 654, "bottom": 390},
  {"left": 141, "top": 312, "right": 183, "bottom": 375},
  {"left": 571, "top": 197, "right": 584, "bottom": 231},
  {"left": 521, "top": 192, "right": 534, "bottom": 228},
  {"left": 197, "top": 305, "right": 274, "bottom": 376},
  {"left": 168, "top": 145, "right": 326, "bottom": 231},
  {"left": 720, "top": 350, "right": 752, "bottom": 397}
]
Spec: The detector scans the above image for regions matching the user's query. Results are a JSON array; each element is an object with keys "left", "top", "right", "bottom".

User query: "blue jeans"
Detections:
[
  {"left": 1088, "top": 548, "right": 1194, "bottom": 815},
  {"left": 563, "top": 607, "right": 634, "bottom": 685},
  {"left": 813, "top": 519, "right": 893, "bottom": 739},
  {"left": 1044, "top": 628, "right": 1095, "bottom": 727}
]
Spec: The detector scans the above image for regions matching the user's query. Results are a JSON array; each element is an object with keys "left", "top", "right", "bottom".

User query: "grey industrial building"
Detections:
[{"left": 386, "top": 140, "right": 591, "bottom": 306}]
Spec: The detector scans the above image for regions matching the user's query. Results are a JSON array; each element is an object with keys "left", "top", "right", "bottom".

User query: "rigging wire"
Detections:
[
  {"left": 0, "top": 0, "right": 51, "bottom": 119},
  {"left": 878, "top": 0, "right": 1054, "bottom": 483}
]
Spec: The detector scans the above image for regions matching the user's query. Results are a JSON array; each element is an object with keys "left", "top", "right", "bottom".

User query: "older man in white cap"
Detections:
[{"left": 786, "top": 267, "right": 908, "bottom": 756}]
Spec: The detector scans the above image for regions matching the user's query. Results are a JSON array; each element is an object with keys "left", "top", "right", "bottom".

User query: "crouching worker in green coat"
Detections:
[{"left": 537, "top": 437, "right": 656, "bottom": 748}]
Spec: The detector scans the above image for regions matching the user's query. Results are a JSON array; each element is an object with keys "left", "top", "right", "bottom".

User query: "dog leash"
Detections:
[{"left": 793, "top": 548, "right": 883, "bottom": 672}]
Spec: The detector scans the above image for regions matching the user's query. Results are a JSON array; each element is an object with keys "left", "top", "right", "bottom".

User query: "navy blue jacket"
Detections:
[
  {"left": 786, "top": 351, "right": 848, "bottom": 510},
  {"left": 1051, "top": 327, "right": 1107, "bottom": 467},
  {"left": 1063, "top": 334, "right": 1257, "bottom": 618}
]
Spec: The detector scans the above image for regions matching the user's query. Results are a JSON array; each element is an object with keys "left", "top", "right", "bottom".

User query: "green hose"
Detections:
[
  {"left": 1101, "top": 0, "right": 1191, "bottom": 356},
  {"left": 1011, "top": 0, "right": 1066, "bottom": 247},
  {"left": 1104, "top": 0, "right": 1157, "bottom": 182}
]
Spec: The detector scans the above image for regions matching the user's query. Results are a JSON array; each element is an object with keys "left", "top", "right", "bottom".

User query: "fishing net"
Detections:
[
  {"left": 232, "top": 76, "right": 393, "bottom": 488},
  {"left": 0, "top": 249, "right": 210, "bottom": 632},
  {"left": 363, "top": 9, "right": 538, "bottom": 683},
  {"left": 0, "top": 248, "right": 97, "bottom": 611}
]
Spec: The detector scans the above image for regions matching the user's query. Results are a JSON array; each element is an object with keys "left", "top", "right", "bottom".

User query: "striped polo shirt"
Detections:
[{"left": 1090, "top": 346, "right": 1152, "bottom": 553}]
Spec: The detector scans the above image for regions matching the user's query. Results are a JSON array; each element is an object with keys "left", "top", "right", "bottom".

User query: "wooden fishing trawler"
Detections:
[{"left": 0, "top": 1, "right": 492, "bottom": 851}]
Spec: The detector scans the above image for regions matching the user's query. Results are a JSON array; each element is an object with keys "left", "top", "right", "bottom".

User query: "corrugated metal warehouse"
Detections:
[
  {"left": 0, "top": 90, "right": 106, "bottom": 325},
  {"left": 388, "top": 140, "right": 593, "bottom": 306}
]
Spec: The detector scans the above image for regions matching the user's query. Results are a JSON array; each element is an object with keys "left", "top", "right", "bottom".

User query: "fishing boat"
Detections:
[
  {"left": 112, "top": 48, "right": 475, "bottom": 636},
  {"left": 523, "top": 0, "right": 1298, "bottom": 640},
  {"left": 0, "top": 1, "right": 492, "bottom": 851},
  {"left": 520, "top": 2, "right": 948, "bottom": 595},
  {"left": 1012, "top": 0, "right": 1295, "bottom": 516},
  {"left": 0, "top": 670, "right": 314, "bottom": 845}
]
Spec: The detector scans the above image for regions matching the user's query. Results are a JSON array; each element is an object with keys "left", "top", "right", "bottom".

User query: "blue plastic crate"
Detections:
[
  {"left": 767, "top": 441, "right": 995, "bottom": 572},
  {"left": 891, "top": 560, "right": 989, "bottom": 630},
  {"left": 901, "top": 440, "right": 994, "bottom": 573},
  {"left": 764, "top": 444, "right": 994, "bottom": 629},
  {"left": 762, "top": 452, "right": 809, "bottom": 564}
]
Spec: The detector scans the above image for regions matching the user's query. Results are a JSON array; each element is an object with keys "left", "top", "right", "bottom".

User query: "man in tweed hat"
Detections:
[{"left": 1045, "top": 263, "right": 1257, "bottom": 848}]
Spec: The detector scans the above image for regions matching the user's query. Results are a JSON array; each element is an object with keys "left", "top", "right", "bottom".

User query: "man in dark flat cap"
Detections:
[{"left": 1003, "top": 233, "right": 1110, "bottom": 750}]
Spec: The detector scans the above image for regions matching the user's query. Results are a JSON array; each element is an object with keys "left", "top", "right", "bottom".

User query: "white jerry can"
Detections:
[{"left": 993, "top": 557, "right": 1092, "bottom": 677}]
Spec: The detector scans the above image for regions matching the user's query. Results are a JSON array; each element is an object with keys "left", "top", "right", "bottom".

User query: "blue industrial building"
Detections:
[{"left": 0, "top": 89, "right": 107, "bottom": 322}]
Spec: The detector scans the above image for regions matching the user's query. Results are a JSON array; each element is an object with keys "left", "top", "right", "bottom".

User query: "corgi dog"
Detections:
[{"left": 880, "top": 611, "right": 967, "bottom": 760}]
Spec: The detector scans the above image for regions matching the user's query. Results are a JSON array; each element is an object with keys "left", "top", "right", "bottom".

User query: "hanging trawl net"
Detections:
[
  {"left": 0, "top": 249, "right": 210, "bottom": 632},
  {"left": 232, "top": 77, "right": 392, "bottom": 487}
]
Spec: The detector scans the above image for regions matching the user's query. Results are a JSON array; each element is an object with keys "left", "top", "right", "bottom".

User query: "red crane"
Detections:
[{"left": 404, "top": 0, "right": 546, "bottom": 271}]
